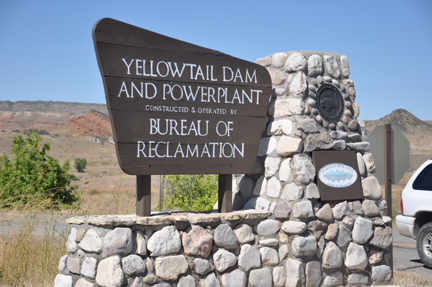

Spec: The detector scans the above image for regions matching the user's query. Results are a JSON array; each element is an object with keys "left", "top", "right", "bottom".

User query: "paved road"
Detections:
[
  {"left": 393, "top": 229, "right": 432, "bottom": 278},
  {"left": 0, "top": 213, "right": 70, "bottom": 236}
]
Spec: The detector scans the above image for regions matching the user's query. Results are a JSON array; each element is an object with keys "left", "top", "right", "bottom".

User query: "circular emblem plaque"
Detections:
[
  {"left": 316, "top": 84, "right": 344, "bottom": 122},
  {"left": 318, "top": 163, "right": 357, "bottom": 188}
]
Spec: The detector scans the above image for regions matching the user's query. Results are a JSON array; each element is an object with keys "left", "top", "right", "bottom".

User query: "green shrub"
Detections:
[
  {"left": 36, "top": 129, "right": 49, "bottom": 135},
  {"left": 23, "top": 129, "right": 49, "bottom": 136},
  {"left": 0, "top": 131, "right": 77, "bottom": 208},
  {"left": 74, "top": 158, "right": 87, "bottom": 173},
  {"left": 69, "top": 174, "right": 79, "bottom": 181},
  {"left": 162, "top": 174, "right": 218, "bottom": 212}
]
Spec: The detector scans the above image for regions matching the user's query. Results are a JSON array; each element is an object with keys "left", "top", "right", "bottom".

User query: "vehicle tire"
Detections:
[{"left": 416, "top": 222, "right": 432, "bottom": 268}]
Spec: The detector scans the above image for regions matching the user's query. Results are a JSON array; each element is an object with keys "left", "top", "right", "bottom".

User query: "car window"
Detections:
[{"left": 413, "top": 163, "right": 432, "bottom": 191}]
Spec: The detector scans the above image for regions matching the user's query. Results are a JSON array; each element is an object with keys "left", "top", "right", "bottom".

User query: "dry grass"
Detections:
[
  {"left": 0, "top": 213, "right": 68, "bottom": 287},
  {"left": 77, "top": 185, "right": 137, "bottom": 215},
  {"left": 71, "top": 175, "right": 161, "bottom": 216},
  {"left": 392, "top": 270, "right": 432, "bottom": 287},
  {"left": 382, "top": 174, "right": 410, "bottom": 223}
]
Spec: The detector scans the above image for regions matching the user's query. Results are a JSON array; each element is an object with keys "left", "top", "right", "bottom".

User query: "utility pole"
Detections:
[{"left": 159, "top": 175, "right": 164, "bottom": 212}]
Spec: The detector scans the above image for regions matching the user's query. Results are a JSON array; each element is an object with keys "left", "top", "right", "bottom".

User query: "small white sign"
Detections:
[{"left": 318, "top": 163, "right": 357, "bottom": 188}]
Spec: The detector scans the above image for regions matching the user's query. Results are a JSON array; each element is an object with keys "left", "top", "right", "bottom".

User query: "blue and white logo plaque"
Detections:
[{"left": 318, "top": 163, "right": 357, "bottom": 188}]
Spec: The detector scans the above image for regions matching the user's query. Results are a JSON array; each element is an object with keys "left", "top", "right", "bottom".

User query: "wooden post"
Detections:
[
  {"left": 218, "top": 174, "right": 232, "bottom": 213},
  {"left": 384, "top": 124, "right": 393, "bottom": 270},
  {"left": 136, "top": 175, "right": 151, "bottom": 216}
]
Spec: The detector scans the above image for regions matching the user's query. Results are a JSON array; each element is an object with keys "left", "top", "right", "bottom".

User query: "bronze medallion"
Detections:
[{"left": 316, "top": 84, "right": 344, "bottom": 122}]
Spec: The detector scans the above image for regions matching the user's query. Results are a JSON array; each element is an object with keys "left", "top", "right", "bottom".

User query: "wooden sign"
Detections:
[
  {"left": 312, "top": 150, "right": 364, "bottom": 201},
  {"left": 93, "top": 18, "right": 272, "bottom": 175}
]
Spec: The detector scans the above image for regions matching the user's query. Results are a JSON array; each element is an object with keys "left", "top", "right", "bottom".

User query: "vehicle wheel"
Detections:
[{"left": 417, "top": 222, "right": 432, "bottom": 268}]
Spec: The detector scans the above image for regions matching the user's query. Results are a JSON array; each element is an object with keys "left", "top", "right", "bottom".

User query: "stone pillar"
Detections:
[{"left": 231, "top": 50, "right": 392, "bottom": 285}]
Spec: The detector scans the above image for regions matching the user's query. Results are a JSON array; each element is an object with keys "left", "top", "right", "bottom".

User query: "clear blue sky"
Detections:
[{"left": 0, "top": 0, "right": 431, "bottom": 121}]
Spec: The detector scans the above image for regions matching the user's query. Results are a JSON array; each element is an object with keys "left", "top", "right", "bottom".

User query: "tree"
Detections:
[
  {"left": 74, "top": 158, "right": 87, "bottom": 173},
  {"left": 162, "top": 174, "right": 218, "bottom": 212},
  {"left": 0, "top": 131, "right": 77, "bottom": 208}
]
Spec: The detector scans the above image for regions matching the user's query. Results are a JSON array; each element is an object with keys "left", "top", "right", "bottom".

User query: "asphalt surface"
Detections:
[
  {"left": 0, "top": 213, "right": 70, "bottom": 236},
  {"left": 393, "top": 229, "right": 432, "bottom": 278}
]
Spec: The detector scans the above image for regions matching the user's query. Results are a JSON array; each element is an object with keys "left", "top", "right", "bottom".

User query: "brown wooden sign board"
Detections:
[
  {"left": 312, "top": 150, "right": 364, "bottom": 201},
  {"left": 92, "top": 18, "right": 272, "bottom": 175}
]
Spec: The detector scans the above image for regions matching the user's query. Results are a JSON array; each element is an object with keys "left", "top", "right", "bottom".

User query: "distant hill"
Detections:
[
  {"left": 0, "top": 101, "right": 108, "bottom": 130},
  {"left": 365, "top": 109, "right": 432, "bottom": 149},
  {"left": 67, "top": 110, "right": 112, "bottom": 139},
  {"left": 0, "top": 101, "right": 107, "bottom": 115}
]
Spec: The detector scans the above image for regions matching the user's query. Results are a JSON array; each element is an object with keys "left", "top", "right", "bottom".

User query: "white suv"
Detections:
[{"left": 396, "top": 158, "right": 432, "bottom": 268}]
